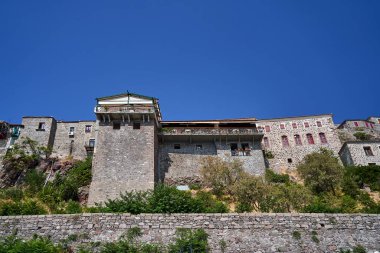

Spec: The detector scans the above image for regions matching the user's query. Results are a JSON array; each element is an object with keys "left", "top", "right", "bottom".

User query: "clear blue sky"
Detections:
[{"left": 1, "top": 0, "right": 379, "bottom": 124}]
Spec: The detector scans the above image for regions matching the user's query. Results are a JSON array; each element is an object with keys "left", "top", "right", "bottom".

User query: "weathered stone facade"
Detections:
[
  {"left": 1, "top": 93, "right": 379, "bottom": 204},
  {"left": 339, "top": 141, "right": 380, "bottom": 166},
  {"left": 0, "top": 213, "right": 379, "bottom": 253},
  {"left": 256, "top": 115, "right": 342, "bottom": 172},
  {"left": 52, "top": 121, "right": 96, "bottom": 159}
]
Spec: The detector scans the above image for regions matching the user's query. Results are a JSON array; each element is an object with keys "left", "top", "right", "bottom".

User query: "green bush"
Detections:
[
  {"left": 193, "top": 191, "right": 228, "bottom": 213},
  {"left": 345, "top": 165, "right": 380, "bottom": 191},
  {"left": 265, "top": 169, "right": 290, "bottom": 184},
  {"left": 0, "top": 200, "right": 47, "bottom": 215},
  {"left": 168, "top": 228, "right": 209, "bottom": 253},
  {"left": 24, "top": 169, "right": 46, "bottom": 195},
  {"left": 235, "top": 202, "right": 253, "bottom": 213},
  {"left": 65, "top": 200, "right": 82, "bottom": 214},
  {"left": 0, "top": 235, "right": 64, "bottom": 253},
  {"left": 0, "top": 188, "right": 24, "bottom": 201},
  {"left": 353, "top": 132, "right": 371, "bottom": 141},
  {"left": 102, "top": 190, "right": 150, "bottom": 214}
]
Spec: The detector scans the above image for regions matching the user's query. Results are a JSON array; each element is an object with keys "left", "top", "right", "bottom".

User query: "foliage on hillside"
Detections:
[{"left": 0, "top": 228, "right": 210, "bottom": 253}]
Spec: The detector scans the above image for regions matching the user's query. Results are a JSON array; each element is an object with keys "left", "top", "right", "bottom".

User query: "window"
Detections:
[
  {"left": 280, "top": 124, "right": 285, "bottom": 130},
  {"left": 230, "top": 143, "right": 238, "bottom": 156},
  {"left": 354, "top": 122, "right": 359, "bottom": 127},
  {"left": 363, "top": 146, "right": 374, "bottom": 156},
  {"left": 368, "top": 163, "right": 376, "bottom": 166},
  {"left": 304, "top": 122, "right": 310, "bottom": 128},
  {"left": 294, "top": 134, "right": 302, "bottom": 146},
  {"left": 265, "top": 125, "right": 271, "bottom": 132},
  {"left": 292, "top": 123, "right": 297, "bottom": 129},
  {"left": 306, "top": 133, "right": 315, "bottom": 144},
  {"left": 281, "top": 135, "right": 289, "bottom": 147},
  {"left": 365, "top": 122, "right": 369, "bottom": 128},
  {"left": 89, "top": 139, "right": 95, "bottom": 147},
  {"left": 85, "top": 125, "right": 92, "bottom": 133},
  {"left": 263, "top": 137, "right": 270, "bottom": 148},
  {"left": 319, "top": 133, "right": 327, "bottom": 144},
  {"left": 241, "top": 143, "right": 250, "bottom": 156},
  {"left": 195, "top": 144, "right": 203, "bottom": 150},
  {"left": 378, "top": 119, "right": 380, "bottom": 124},
  {"left": 317, "top": 121, "right": 322, "bottom": 127},
  {"left": 113, "top": 122, "right": 120, "bottom": 130},
  {"left": 69, "top": 127, "right": 75, "bottom": 133},
  {"left": 371, "top": 124, "right": 374, "bottom": 129},
  {"left": 133, "top": 122, "right": 141, "bottom": 129},
  {"left": 38, "top": 122, "right": 45, "bottom": 130},
  {"left": 174, "top": 144, "right": 181, "bottom": 149},
  {"left": 287, "top": 158, "right": 293, "bottom": 164}
]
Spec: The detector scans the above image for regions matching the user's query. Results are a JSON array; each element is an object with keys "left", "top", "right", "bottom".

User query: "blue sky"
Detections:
[{"left": 1, "top": 0, "right": 379, "bottom": 124}]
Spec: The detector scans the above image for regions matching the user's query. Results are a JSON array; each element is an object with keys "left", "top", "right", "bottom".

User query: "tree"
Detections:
[
  {"left": 200, "top": 156, "right": 247, "bottom": 196},
  {"left": 297, "top": 148, "right": 343, "bottom": 195}
]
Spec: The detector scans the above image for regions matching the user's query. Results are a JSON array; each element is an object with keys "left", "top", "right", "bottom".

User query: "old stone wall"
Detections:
[
  {"left": 340, "top": 142, "right": 380, "bottom": 166},
  {"left": 158, "top": 140, "right": 265, "bottom": 185},
  {"left": 16, "top": 117, "right": 57, "bottom": 149},
  {"left": 257, "top": 115, "right": 342, "bottom": 172},
  {"left": 88, "top": 120, "right": 156, "bottom": 205},
  {"left": 52, "top": 121, "right": 96, "bottom": 160},
  {"left": 0, "top": 213, "right": 379, "bottom": 253},
  {"left": 158, "top": 141, "right": 217, "bottom": 184}
]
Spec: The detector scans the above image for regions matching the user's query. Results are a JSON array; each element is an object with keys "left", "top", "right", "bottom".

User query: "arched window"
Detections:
[
  {"left": 319, "top": 133, "right": 328, "bottom": 144},
  {"left": 281, "top": 135, "right": 289, "bottom": 147},
  {"left": 294, "top": 134, "right": 302, "bottom": 146},
  {"left": 306, "top": 133, "right": 314, "bottom": 144},
  {"left": 263, "top": 137, "right": 270, "bottom": 148}
]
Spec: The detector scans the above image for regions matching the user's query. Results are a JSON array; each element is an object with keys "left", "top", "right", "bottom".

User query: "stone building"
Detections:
[
  {"left": 1, "top": 92, "right": 379, "bottom": 204},
  {"left": 339, "top": 141, "right": 380, "bottom": 166},
  {"left": 256, "top": 114, "right": 342, "bottom": 172}
]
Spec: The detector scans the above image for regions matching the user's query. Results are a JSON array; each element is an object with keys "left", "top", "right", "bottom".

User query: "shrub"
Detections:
[
  {"left": 0, "top": 235, "right": 64, "bottom": 253},
  {"left": 149, "top": 184, "right": 203, "bottom": 213},
  {"left": 345, "top": 165, "right": 380, "bottom": 191},
  {"left": 200, "top": 156, "right": 246, "bottom": 196},
  {"left": 292, "top": 231, "right": 301, "bottom": 240},
  {"left": 265, "top": 169, "right": 290, "bottom": 184},
  {"left": 353, "top": 132, "right": 371, "bottom": 141},
  {"left": 0, "top": 188, "right": 24, "bottom": 201},
  {"left": 168, "top": 228, "right": 209, "bottom": 253},
  {"left": 24, "top": 169, "right": 46, "bottom": 195},
  {"left": 193, "top": 191, "right": 228, "bottom": 213},
  {"left": 0, "top": 200, "right": 47, "bottom": 215},
  {"left": 297, "top": 148, "right": 343, "bottom": 195},
  {"left": 102, "top": 190, "right": 150, "bottom": 214},
  {"left": 235, "top": 202, "right": 252, "bottom": 213},
  {"left": 65, "top": 200, "right": 82, "bottom": 214}
]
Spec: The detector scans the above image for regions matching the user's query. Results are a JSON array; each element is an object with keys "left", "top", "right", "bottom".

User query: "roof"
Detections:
[
  {"left": 161, "top": 117, "right": 257, "bottom": 124},
  {"left": 96, "top": 92, "right": 158, "bottom": 101},
  {"left": 256, "top": 114, "right": 333, "bottom": 122}
]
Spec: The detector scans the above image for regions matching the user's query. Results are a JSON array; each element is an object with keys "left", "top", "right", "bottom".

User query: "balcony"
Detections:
[
  {"left": 159, "top": 127, "right": 263, "bottom": 136},
  {"left": 231, "top": 149, "right": 251, "bottom": 156},
  {"left": 95, "top": 105, "right": 156, "bottom": 114}
]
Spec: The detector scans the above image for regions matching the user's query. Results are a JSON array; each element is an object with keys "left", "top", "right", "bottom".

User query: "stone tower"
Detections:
[{"left": 87, "top": 93, "right": 161, "bottom": 205}]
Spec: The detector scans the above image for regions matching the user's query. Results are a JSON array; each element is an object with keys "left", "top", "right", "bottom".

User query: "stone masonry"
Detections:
[
  {"left": 339, "top": 141, "right": 380, "bottom": 166},
  {"left": 0, "top": 213, "right": 379, "bottom": 253}
]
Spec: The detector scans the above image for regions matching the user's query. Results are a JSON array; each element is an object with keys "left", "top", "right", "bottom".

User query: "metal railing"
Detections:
[
  {"left": 95, "top": 105, "right": 155, "bottom": 113},
  {"left": 160, "top": 127, "right": 263, "bottom": 135}
]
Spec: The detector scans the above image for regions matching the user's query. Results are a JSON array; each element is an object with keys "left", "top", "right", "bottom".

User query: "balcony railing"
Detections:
[
  {"left": 231, "top": 149, "right": 251, "bottom": 156},
  {"left": 95, "top": 105, "right": 155, "bottom": 114},
  {"left": 160, "top": 127, "right": 263, "bottom": 136}
]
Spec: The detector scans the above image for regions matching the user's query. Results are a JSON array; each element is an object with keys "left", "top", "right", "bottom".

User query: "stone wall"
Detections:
[
  {"left": 0, "top": 213, "right": 379, "bottom": 253},
  {"left": 16, "top": 117, "right": 57, "bottom": 149},
  {"left": 88, "top": 120, "right": 156, "bottom": 205},
  {"left": 339, "top": 141, "right": 380, "bottom": 166},
  {"left": 257, "top": 115, "right": 342, "bottom": 172},
  {"left": 158, "top": 140, "right": 265, "bottom": 185},
  {"left": 52, "top": 121, "right": 96, "bottom": 160}
]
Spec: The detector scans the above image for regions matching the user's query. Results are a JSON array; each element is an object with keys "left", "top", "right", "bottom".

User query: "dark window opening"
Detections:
[
  {"left": 263, "top": 137, "right": 270, "bottom": 148},
  {"left": 195, "top": 144, "right": 203, "bottom": 150},
  {"left": 69, "top": 140, "right": 74, "bottom": 155},
  {"left": 241, "top": 143, "right": 250, "bottom": 156},
  {"left": 368, "top": 163, "right": 376, "bottom": 166},
  {"left": 287, "top": 158, "right": 293, "bottom": 164},
  {"left": 85, "top": 125, "right": 92, "bottom": 133},
  {"left": 174, "top": 144, "right": 181, "bottom": 149},
  {"left": 294, "top": 134, "right": 302, "bottom": 146},
  {"left": 317, "top": 121, "right": 322, "bottom": 127},
  {"left": 319, "top": 133, "right": 328, "bottom": 144},
  {"left": 230, "top": 143, "right": 238, "bottom": 156},
  {"left": 133, "top": 122, "right": 141, "bottom": 129},
  {"left": 113, "top": 122, "right": 121, "bottom": 130},
  {"left": 364, "top": 146, "right": 374, "bottom": 156},
  {"left": 281, "top": 135, "right": 289, "bottom": 147},
  {"left": 37, "top": 122, "right": 45, "bottom": 130},
  {"left": 89, "top": 139, "right": 95, "bottom": 147},
  {"left": 307, "top": 134, "right": 315, "bottom": 145}
]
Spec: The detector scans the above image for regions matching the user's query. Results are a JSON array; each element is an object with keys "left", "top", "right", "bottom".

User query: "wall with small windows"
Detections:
[
  {"left": 158, "top": 140, "right": 265, "bottom": 185},
  {"left": 51, "top": 121, "right": 96, "bottom": 159},
  {"left": 339, "top": 141, "right": 380, "bottom": 166},
  {"left": 15, "top": 116, "right": 57, "bottom": 149},
  {"left": 256, "top": 115, "right": 342, "bottom": 172}
]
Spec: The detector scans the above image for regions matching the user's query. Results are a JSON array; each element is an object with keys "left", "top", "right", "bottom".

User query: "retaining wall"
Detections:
[{"left": 0, "top": 213, "right": 379, "bottom": 252}]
